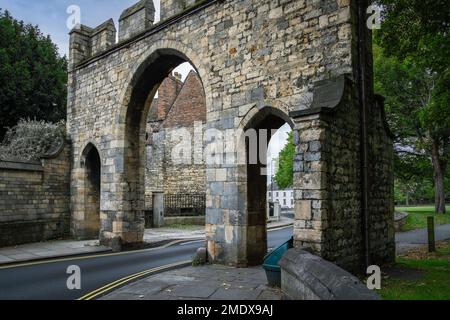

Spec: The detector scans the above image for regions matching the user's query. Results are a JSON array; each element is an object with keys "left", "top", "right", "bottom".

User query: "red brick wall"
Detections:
[
  {"left": 163, "top": 70, "right": 206, "bottom": 128},
  {"left": 147, "top": 74, "right": 183, "bottom": 122}
]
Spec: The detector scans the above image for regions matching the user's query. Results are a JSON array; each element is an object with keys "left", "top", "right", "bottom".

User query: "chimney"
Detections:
[{"left": 174, "top": 72, "right": 183, "bottom": 81}]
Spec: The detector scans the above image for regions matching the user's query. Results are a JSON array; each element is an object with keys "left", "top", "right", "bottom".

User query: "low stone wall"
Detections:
[
  {"left": 394, "top": 212, "right": 409, "bottom": 232},
  {"left": 165, "top": 216, "right": 205, "bottom": 226},
  {"left": 279, "top": 248, "right": 380, "bottom": 300},
  {"left": 0, "top": 140, "right": 71, "bottom": 247}
]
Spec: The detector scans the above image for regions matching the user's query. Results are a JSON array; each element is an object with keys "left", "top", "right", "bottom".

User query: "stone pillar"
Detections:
[
  {"left": 273, "top": 202, "right": 281, "bottom": 222},
  {"left": 152, "top": 191, "right": 165, "bottom": 228},
  {"left": 292, "top": 115, "right": 329, "bottom": 255}
]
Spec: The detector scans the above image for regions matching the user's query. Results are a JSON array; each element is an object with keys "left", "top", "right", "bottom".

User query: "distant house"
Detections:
[{"left": 267, "top": 182, "right": 294, "bottom": 209}]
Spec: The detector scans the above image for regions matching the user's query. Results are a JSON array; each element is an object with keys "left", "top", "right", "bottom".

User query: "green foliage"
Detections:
[
  {"left": 275, "top": 132, "right": 295, "bottom": 189},
  {"left": 375, "top": 0, "right": 450, "bottom": 74},
  {"left": 0, "top": 10, "right": 67, "bottom": 139},
  {"left": 374, "top": 1, "right": 450, "bottom": 212},
  {"left": 0, "top": 119, "right": 65, "bottom": 161}
]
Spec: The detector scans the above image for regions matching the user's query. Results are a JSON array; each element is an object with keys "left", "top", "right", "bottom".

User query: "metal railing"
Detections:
[{"left": 164, "top": 193, "right": 206, "bottom": 217}]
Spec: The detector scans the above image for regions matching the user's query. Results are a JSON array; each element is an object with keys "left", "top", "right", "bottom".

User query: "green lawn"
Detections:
[
  {"left": 396, "top": 205, "right": 450, "bottom": 231},
  {"left": 380, "top": 242, "right": 450, "bottom": 300}
]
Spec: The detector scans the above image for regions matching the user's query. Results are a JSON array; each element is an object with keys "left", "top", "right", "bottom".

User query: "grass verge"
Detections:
[
  {"left": 396, "top": 205, "right": 450, "bottom": 231},
  {"left": 380, "top": 240, "right": 450, "bottom": 300}
]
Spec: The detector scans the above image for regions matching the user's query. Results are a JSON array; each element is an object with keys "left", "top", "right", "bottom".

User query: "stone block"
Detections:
[{"left": 295, "top": 200, "right": 312, "bottom": 220}]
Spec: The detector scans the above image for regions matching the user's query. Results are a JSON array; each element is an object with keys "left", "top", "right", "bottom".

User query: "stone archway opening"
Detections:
[
  {"left": 243, "top": 107, "right": 294, "bottom": 266},
  {"left": 122, "top": 49, "right": 207, "bottom": 245},
  {"left": 145, "top": 62, "right": 207, "bottom": 229},
  {"left": 82, "top": 143, "right": 101, "bottom": 239}
]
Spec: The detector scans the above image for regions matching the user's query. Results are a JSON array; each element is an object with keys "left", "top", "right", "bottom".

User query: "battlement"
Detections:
[
  {"left": 119, "top": 0, "right": 155, "bottom": 41},
  {"left": 91, "top": 19, "right": 116, "bottom": 56},
  {"left": 68, "top": 24, "right": 93, "bottom": 70},
  {"left": 68, "top": 0, "right": 209, "bottom": 69},
  {"left": 68, "top": 0, "right": 155, "bottom": 69},
  {"left": 160, "top": 0, "right": 200, "bottom": 22}
]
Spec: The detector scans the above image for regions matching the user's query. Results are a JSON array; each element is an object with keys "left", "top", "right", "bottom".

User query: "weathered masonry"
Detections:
[
  {"left": 67, "top": 0, "right": 395, "bottom": 272},
  {"left": 0, "top": 139, "right": 71, "bottom": 246}
]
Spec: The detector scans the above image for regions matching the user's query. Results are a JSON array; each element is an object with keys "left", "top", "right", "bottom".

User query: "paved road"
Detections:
[
  {"left": 0, "top": 227, "right": 293, "bottom": 300},
  {"left": 396, "top": 223, "right": 450, "bottom": 254}
]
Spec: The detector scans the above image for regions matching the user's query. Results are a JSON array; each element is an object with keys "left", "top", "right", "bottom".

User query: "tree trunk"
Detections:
[{"left": 431, "top": 139, "right": 447, "bottom": 214}]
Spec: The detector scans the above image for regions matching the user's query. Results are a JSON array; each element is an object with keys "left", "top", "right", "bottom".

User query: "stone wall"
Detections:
[
  {"left": 279, "top": 248, "right": 380, "bottom": 300},
  {"left": 291, "top": 75, "right": 395, "bottom": 272},
  {"left": 367, "top": 96, "right": 396, "bottom": 265},
  {"left": 67, "top": 0, "right": 395, "bottom": 268},
  {"left": 0, "top": 141, "right": 71, "bottom": 247}
]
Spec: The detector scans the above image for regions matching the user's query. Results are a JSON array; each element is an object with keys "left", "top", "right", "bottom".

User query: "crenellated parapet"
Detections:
[
  {"left": 118, "top": 0, "right": 155, "bottom": 41},
  {"left": 68, "top": 24, "right": 93, "bottom": 70},
  {"left": 68, "top": 0, "right": 158, "bottom": 69},
  {"left": 68, "top": 19, "right": 117, "bottom": 70},
  {"left": 91, "top": 19, "right": 116, "bottom": 56},
  {"left": 160, "top": 0, "right": 201, "bottom": 22}
]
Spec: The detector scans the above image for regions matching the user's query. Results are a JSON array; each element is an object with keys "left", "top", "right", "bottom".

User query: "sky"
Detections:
[
  {"left": 0, "top": 0, "right": 291, "bottom": 180},
  {"left": 0, "top": 0, "right": 197, "bottom": 79}
]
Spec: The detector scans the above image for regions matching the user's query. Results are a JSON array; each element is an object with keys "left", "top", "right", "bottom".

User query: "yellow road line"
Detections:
[
  {"left": 78, "top": 260, "right": 191, "bottom": 300},
  {"left": 0, "top": 226, "right": 289, "bottom": 270},
  {"left": 0, "top": 238, "right": 203, "bottom": 270}
]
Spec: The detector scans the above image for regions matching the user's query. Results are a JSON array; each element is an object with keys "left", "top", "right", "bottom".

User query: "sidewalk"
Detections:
[
  {"left": 101, "top": 264, "right": 283, "bottom": 300},
  {"left": 0, "top": 218, "right": 294, "bottom": 266},
  {"left": 0, "top": 240, "right": 111, "bottom": 266},
  {"left": 396, "top": 223, "right": 450, "bottom": 255},
  {"left": 143, "top": 217, "right": 294, "bottom": 246}
]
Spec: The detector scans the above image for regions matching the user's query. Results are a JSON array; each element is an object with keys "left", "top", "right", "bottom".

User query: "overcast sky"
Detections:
[{"left": 0, "top": 0, "right": 291, "bottom": 181}]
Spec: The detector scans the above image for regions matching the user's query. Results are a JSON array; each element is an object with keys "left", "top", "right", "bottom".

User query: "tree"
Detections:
[
  {"left": 375, "top": 0, "right": 450, "bottom": 213},
  {"left": 275, "top": 132, "right": 295, "bottom": 189},
  {"left": 0, "top": 10, "right": 67, "bottom": 139}
]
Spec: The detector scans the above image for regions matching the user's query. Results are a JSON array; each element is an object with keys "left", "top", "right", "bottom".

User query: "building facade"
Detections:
[{"left": 268, "top": 182, "right": 294, "bottom": 209}]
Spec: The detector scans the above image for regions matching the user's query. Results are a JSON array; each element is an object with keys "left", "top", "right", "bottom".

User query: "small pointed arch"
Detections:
[{"left": 80, "top": 142, "right": 101, "bottom": 239}]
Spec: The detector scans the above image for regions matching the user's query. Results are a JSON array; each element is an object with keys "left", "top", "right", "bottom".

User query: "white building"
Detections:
[{"left": 267, "top": 182, "right": 294, "bottom": 209}]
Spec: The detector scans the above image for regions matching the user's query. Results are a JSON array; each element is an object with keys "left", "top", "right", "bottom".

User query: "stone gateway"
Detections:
[{"left": 67, "top": 0, "right": 395, "bottom": 273}]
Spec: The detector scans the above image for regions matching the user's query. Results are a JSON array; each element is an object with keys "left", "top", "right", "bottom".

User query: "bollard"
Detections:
[
  {"left": 427, "top": 216, "right": 435, "bottom": 253},
  {"left": 152, "top": 191, "right": 165, "bottom": 228}
]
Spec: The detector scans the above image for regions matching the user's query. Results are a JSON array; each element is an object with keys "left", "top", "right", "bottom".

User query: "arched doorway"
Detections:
[
  {"left": 82, "top": 143, "right": 101, "bottom": 239},
  {"left": 121, "top": 48, "right": 207, "bottom": 245},
  {"left": 242, "top": 107, "right": 294, "bottom": 266}
]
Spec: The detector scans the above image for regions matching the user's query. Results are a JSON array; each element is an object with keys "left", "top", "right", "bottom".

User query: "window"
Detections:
[
  {"left": 291, "top": 199, "right": 294, "bottom": 205},
  {"left": 283, "top": 199, "right": 286, "bottom": 205},
  {"left": 268, "top": 192, "right": 271, "bottom": 197},
  {"left": 276, "top": 192, "right": 279, "bottom": 197}
]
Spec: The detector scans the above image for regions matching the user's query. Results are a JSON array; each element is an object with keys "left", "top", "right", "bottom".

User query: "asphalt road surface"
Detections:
[{"left": 0, "top": 226, "right": 293, "bottom": 300}]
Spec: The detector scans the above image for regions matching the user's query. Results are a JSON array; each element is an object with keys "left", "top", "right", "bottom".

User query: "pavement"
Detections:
[
  {"left": 101, "top": 264, "right": 283, "bottom": 300},
  {"left": 0, "top": 218, "right": 294, "bottom": 267},
  {"left": 0, "top": 240, "right": 111, "bottom": 266},
  {"left": 396, "top": 223, "right": 450, "bottom": 255},
  {"left": 143, "top": 217, "right": 294, "bottom": 245}
]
